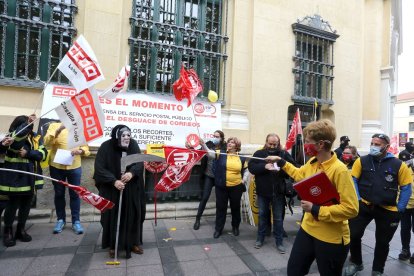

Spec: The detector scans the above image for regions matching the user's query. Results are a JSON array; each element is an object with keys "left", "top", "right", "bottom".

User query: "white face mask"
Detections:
[
  {"left": 369, "top": 145, "right": 384, "bottom": 157},
  {"left": 120, "top": 131, "right": 131, "bottom": 148},
  {"left": 211, "top": 137, "right": 220, "bottom": 145}
]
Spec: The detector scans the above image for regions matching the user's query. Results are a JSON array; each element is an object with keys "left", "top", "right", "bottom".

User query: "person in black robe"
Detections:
[{"left": 93, "top": 125, "right": 144, "bottom": 259}]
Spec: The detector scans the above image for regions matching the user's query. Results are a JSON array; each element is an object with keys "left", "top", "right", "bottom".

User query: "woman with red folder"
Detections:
[{"left": 265, "top": 119, "right": 359, "bottom": 276}]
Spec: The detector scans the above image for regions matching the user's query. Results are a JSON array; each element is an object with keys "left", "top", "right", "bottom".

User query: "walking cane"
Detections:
[{"left": 106, "top": 152, "right": 126, "bottom": 265}]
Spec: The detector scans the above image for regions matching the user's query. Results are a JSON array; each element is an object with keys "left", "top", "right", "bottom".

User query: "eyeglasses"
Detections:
[{"left": 372, "top": 134, "right": 390, "bottom": 144}]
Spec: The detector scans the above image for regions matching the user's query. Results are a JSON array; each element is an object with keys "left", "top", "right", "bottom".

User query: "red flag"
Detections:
[
  {"left": 388, "top": 134, "right": 399, "bottom": 155},
  {"left": 172, "top": 66, "right": 203, "bottom": 107},
  {"left": 155, "top": 146, "right": 206, "bottom": 192},
  {"left": 59, "top": 181, "right": 114, "bottom": 212},
  {"left": 285, "top": 108, "right": 303, "bottom": 151}
]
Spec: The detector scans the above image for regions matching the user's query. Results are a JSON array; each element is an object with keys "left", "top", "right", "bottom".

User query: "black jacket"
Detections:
[{"left": 248, "top": 148, "right": 296, "bottom": 197}]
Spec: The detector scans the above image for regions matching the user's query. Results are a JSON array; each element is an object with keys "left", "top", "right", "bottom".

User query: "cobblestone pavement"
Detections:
[{"left": 0, "top": 211, "right": 414, "bottom": 276}]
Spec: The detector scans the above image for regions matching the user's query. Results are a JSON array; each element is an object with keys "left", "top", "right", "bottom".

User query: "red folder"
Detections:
[{"left": 293, "top": 172, "right": 340, "bottom": 206}]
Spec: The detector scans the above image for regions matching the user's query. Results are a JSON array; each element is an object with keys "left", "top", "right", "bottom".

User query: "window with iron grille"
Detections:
[
  {"left": 129, "top": 0, "right": 228, "bottom": 98},
  {"left": 292, "top": 15, "right": 339, "bottom": 105},
  {"left": 409, "top": 122, "right": 414, "bottom": 132},
  {"left": 0, "top": 0, "right": 77, "bottom": 88}
]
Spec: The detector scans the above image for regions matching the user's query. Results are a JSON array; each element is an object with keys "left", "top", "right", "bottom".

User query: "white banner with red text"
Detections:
[{"left": 40, "top": 84, "right": 222, "bottom": 148}]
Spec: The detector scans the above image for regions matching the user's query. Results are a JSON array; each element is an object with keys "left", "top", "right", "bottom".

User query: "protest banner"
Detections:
[{"left": 40, "top": 84, "right": 221, "bottom": 148}]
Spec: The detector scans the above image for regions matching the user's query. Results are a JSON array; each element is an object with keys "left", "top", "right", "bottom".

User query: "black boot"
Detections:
[
  {"left": 193, "top": 218, "right": 200, "bottom": 230},
  {"left": 15, "top": 223, "right": 32, "bottom": 242},
  {"left": 3, "top": 226, "right": 16, "bottom": 247},
  {"left": 232, "top": 227, "right": 239, "bottom": 236}
]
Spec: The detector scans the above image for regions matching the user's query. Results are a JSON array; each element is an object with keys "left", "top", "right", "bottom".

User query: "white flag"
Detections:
[
  {"left": 58, "top": 35, "right": 105, "bottom": 92},
  {"left": 100, "top": 65, "right": 130, "bottom": 100},
  {"left": 55, "top": 88, "right": 105, "bottom": 149}
]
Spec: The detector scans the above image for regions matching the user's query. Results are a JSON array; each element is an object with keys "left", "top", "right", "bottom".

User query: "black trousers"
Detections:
[
  {"left": 215, "top": 184, "right": 243, "bottom": 232},
  {"left": 196, "top": 175, "right": 214, "bottom": 219},
  {"left": 400, "top": 207, "right": 414, "bottom": 251},
  {"left": 349, "top": 201, "right": 401, "bottom": 273},
  {"left": 287, "top": 227, "right": 349, "bottom": 276},
  {"left": 4, "top": 194, "right": 33, "bottom": 227}
]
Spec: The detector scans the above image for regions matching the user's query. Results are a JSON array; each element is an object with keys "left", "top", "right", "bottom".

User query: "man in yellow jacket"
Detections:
[
  {"left": 345, "top": 133, "right": 413, "bottom": 276},
  {"left": 44, "top": 122, "right": 90, "bottom": 235}
]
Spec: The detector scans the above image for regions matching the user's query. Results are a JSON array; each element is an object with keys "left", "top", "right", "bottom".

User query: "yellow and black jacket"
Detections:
[{"left": 0, "top": 123, "right": 47, "bottom": 195}]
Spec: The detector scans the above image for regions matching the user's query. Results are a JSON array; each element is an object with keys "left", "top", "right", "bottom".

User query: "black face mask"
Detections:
[{"left": 267, "top": 149, "right": 278, "bottom": 154}]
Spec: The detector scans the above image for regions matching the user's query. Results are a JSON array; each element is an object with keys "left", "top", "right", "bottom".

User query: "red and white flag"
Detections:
[
  {"left": 388, "top": 134, "right": 399, "bottom": 155},
  {"left": 285, "top": 108, "right": 303, "bottom": 151},
  {"left": 58, "top": 35, "right": 105, "bottom": 92},
  {"left": 58, "top": 181, "right": 114, "bottom": 212},
  {"left": 155, "top": 146, "right": 206, "bottom": 192},
  {"left": 55, "top": 88, "right": 105, "bottom": 148},
  {"left": 100, "top": 65, "right": 130, "bottom": 100}
]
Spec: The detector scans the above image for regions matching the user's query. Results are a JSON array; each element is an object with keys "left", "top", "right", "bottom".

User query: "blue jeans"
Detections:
[
  {"left": 50, "top": 166, "right": 82, "bottom": 222},
  {"left": 196, "top": 175, "right": 215, "bottom": 219},
  {"left": 257, "top": 194, "right": 285, "bottom": 245}
]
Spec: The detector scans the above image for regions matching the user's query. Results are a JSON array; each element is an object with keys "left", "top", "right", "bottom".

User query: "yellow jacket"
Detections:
[
  {"left": 43, "top": 123, "right": 90, "bottom": 170},
  {"left": 282, "top": 152, "right": 359, "bottom": 245}
]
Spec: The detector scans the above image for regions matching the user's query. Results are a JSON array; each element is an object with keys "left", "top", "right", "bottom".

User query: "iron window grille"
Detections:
[
  {"left": 128, "top": 0, "right": 228, "bottom": 99},
  {"left": 292, "top": 14, "right": 339, "bottom": 106},
  {"left": 0, "top": 0, "right": 77, "bottom": 88}
]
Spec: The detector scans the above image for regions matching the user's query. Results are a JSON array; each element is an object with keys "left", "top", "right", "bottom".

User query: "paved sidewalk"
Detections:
[{"left": 0, "top": 211, "right": 414, "bottom": 275}]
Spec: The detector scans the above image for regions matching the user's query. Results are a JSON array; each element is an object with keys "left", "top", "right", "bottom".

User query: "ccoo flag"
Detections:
[
  {"left": 57, "top": 35, "right": 105, "bottom": 92},
  {"left": 100, "top": 65, "right": 131, "bottom": 100},
  {"left": 55, "top": 88, "right": 105, "bottom": 148},
  {"left": 285, "top": 108, "right": 303, "bottom": 151},
  {"left": 155, "top": 146, "right": 206, "bottom": 192}
]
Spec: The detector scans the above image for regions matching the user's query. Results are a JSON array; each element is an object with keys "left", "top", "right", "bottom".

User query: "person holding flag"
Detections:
[
  {"left": 44, "top": 122, "right": 90, "bottom": 235},
  {"left": 0, "top": 115, "right": 47, "bottom": 247},
  {"left": 203, "top": 137, "right": 248, "bottom": 239}
]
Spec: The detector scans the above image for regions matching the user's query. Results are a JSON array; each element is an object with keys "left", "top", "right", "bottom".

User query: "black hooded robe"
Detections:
[{"left": 93, "top": 126, "right": 144, "bottom": 257}]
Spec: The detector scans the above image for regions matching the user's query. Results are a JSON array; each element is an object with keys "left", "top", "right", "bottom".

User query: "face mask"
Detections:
[
  {"left": 119, "top": 131, "right": 131, "bottom": 149},
  {"left": 211, "top": 137, "right": 220, "bottom": 145},
  {"left": 342, "top": 153, "right": 353, "bottom": 162},
  {"left": 304, "top": 143, "right": 318, "bottom": 157},
  {"left": 369, "top": 146, "right": 384, "bottom": 157}
]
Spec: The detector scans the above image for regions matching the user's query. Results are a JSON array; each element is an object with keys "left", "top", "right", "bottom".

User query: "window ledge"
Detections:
[
  {"left": 291, "top": 95, "right": 334, "bottom": 105},
  {"left": 0, "top": 78, "right": 46, "bottom": 89}
]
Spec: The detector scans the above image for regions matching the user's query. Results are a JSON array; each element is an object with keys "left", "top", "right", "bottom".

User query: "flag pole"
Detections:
[{"left": 33, "top": 66, "right": 59, "bottom": 114}]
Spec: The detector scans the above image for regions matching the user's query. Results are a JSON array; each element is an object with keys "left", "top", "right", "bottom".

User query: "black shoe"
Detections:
[
  {"left": 410, "top": 253, "right": 414, "bottom": 264},
  {"left": 3, "top": 226, "right": 16, "bottom": 247},
  {"left": 193, "top": 219, "right": 200, "bottom": 230},
  {"left": 15, "top": 224, "right": 32, "bottom": 242},
  {"left": 213, "top": 231, "right": 221, "bottom": 239},
  {"left": 399, "top": 249, "right": 411, "bottom": 261},
  {"left": 232, "top": 227, "right": 239, "bottom": 236}
]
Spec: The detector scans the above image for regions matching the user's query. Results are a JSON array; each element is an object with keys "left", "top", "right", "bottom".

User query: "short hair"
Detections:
[
  {"left": 227, "top": 137, "right": 241, "bottom": 152},
  {"left": 303, "top": 119, "right": 336, "bottom": 150},
  {"left": 264, "top": 133, "right": 282, "bottom": 150},
  {"left": 344, "top": 145, "right": 358, "bottom": 156},
  {"left": 372, "top": 133, "right": 390, "bottom": 144}
]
